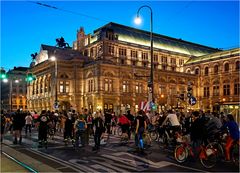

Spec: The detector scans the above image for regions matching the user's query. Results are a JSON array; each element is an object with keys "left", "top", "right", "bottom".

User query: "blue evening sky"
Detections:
[{"left": 1, "top": 0, "right": 239, "bottom": 70}]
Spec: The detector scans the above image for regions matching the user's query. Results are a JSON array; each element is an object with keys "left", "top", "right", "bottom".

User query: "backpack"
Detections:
[{"left": 77, "top": 120, "right": 86, "bottom": 131}]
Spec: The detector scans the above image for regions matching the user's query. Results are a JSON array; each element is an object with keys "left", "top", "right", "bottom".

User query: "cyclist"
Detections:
[
  {"left": 118, "top": 113, "right": 131, "bottom": 141},
  {"left": 221, "top": 114, "right": 239, "bottom": 162},
  {"left": 161, "top": 109, "right": 181, "bottom": 145}
]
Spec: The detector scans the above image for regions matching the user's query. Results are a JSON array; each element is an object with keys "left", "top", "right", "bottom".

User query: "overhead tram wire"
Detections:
[{"left": 27, "top": 1, "right": 110, "bottom": 23}]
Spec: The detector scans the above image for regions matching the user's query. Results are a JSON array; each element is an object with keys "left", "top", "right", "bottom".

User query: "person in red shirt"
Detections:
[{"left": 118, "top": 113, "right": 131, "bottom": 139}]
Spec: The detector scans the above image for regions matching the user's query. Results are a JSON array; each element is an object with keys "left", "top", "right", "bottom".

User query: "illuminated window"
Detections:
[
  {"left": 59, "top": 81, "right": 70, "bottom": 93},
  {"left": 223, "top": 84, "right": 230, "bottom": 96},
  {"left": 204, "top": 87, "right": 210, "bottom": 97},
  {"left": 135, "top": 83, "right": 142, "bottom": 94},
  {"left": 65, "top": 81, "right": 70, "bottom": 93},
  {"left": 123, "top": 81, "right": 129, "bottom": 93},
  {"left": 104, "top": 79, "right": 113, "bottom": 92},
  {"left": 213, "top": 86, "right": 219, "bottom": 96},
  {"left": 88, "top": 80, "right": 94, "bottom": 92},
  {"left": 60, "top": 81, "right": 64, "bottom": 93}
]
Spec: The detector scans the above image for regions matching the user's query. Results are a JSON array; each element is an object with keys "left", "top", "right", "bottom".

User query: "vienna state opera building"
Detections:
[{"left": 27, "top": 22, "right": 239, "bottom": 119}]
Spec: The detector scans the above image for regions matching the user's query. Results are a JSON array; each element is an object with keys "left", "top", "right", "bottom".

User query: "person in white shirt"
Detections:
[
  {"left": 25, "top": 113, "right": 33, "bottom": 136},
  {"left": 161, "top": 110, "right": 181, "bottom": 139}
]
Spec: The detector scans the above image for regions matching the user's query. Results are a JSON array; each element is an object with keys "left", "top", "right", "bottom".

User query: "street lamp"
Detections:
[
  {"left": 135, "top": 5, "right": 154, "bottom": 103},
  {"left": 50, "top": 55, "right": 58, "bottom": 110}
]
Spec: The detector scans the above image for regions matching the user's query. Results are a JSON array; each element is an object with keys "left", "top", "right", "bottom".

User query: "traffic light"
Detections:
[
  {"left": 150, "top": 101, "right": 157, "bottom": 111},
  {"left": 0, "top": 68, "right": 7, "bottom": 79},
  {"left": 187, "top": 84, "right": 193, "bottom": 98},
  {"left": 26, "top": 73, "right": 36, "bottom": 82}
]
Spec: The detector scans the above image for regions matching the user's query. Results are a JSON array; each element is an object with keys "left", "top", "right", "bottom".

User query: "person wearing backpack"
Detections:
[{"left": 74, "top": 115, "right": 87, "bottom": 148}]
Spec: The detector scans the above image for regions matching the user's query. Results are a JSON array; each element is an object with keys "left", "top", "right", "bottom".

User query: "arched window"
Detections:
[
  {"left": 195, "top": 68, "right": 199, "bottom": 75},
  {"left": 214, "top": 65, "right": 218, "bottom": 74},
  {"left": 204, "top": 67, "right": 209, "bottom": 75},
  {"left": 186, "top": 69, "right": 191, "bottom": 74},
  {"left": 236, "top": 61, "right": 240, "bottom": 71},
  {"left": 224, "top": 63, "right": 229, "bottom": 72}
]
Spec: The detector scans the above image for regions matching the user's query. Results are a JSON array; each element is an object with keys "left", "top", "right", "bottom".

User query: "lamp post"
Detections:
[
  {"left": 135, "top": 5, "right": 154, "bottom": 103},
  {"left": 50, "top": 55, "right": 58, "bottom": 110}
]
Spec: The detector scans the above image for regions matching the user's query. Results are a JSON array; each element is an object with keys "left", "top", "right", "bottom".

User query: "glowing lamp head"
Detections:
[
  {"left": 50, "top": 56, "right": 56, "bottom": 61},
  {"left": 134, "top": 16, "right": 142, "bottom": 25},
  {"left": 3, "top": 78, "right": 8, "bottom": 83}
]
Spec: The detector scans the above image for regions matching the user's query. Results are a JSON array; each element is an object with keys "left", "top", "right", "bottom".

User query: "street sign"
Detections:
[{"left": 189, "top": 96, "right": 197, "bottom": 105}]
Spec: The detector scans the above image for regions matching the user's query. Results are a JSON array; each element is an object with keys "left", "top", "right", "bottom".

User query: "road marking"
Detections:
[
  {"left": 26, "top": 148, "right": 85, "bottom": 172},
  {"left": 90, "top": 163, "right": 117, "bottom": 173}
]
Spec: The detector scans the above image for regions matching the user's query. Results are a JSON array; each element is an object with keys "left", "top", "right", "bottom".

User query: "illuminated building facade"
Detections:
[
  {"left": 1, "top": 67, "right": 29, "bottom": 112},
  {"left": 28, "top": 22, "right": 239, "bottom": 115},
  {"left": 184, "top": 48, "right": 240, "bottom": 121}
]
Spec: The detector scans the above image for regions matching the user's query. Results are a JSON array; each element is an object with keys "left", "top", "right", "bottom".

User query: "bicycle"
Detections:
[
  {"left": 174, "top": 136, "right": 218, "bottom": 168},
  {"left": 206, "top": 132, "right": 239, "bottom": 167}
]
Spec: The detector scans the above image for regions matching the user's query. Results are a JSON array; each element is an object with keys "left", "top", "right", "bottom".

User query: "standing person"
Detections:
[
  {"left": 104, "top": 111, "right": 112, "bottom": 134},
  {"left": 12, "top": 109, "right": 25, "bottom": 144},
  {"left": 86, "top": 113, "right": 94, "bottom": 137},
  {"left": 1, "top": 112, "right": 6, "bottom": 143},
  {"left": 92, "top": 112, "right": 104, "bottom": 151},
  {"left": 37, "top": 110, "right": 49, "bottom": 147},
  {"left": 126, "top": 110, "right": 134, "bottom": 139},
  {"left": 111, "top": 112, "right": 117, "bottom": 135},
  {"left": 221, "top": 114, "right": 239, "bottom": 161},
  {"left": 25, "top": 113, "right": 33, "bottom": 136},
  {"left": 135, "top": 110, "right": 147, "bottom": 154},
  {"left": 74, "top": 115, "right": 87, "bottom": 148},
  {"left": 64, "top": 111, "right": 74, "bottom": 144}
]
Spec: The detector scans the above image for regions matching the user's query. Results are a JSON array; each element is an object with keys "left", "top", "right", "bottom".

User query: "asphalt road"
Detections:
[{"left": 2, "top": 130, "right": 239, "bottom": 172}]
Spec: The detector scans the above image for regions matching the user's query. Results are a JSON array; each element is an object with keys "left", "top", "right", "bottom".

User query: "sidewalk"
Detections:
[
  {"left": 1, "top": 144, "right": 59, "bottom": 172},
  {"left": 1, "top": 154, "right": 28, "bottom": 172}
]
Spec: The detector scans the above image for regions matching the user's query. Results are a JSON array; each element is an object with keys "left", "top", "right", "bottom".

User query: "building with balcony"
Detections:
[{"left": 27, "top": 22, "right": 239, "bottom": 116}]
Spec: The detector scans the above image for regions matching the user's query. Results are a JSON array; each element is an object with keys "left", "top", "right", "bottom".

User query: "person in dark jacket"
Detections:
[
  {"left": 92, "top": 112, "right": 104, "bottom": 151},
  {"left": 12, "top": 109, "right": 25, "bottom": 144},
  {"left": 190, "top": 111, "right": 206, "bottom": 151},
  {"left": 64, "top": 111, "right": 74, "bottom": 143},
  {"left": 37, "top": 110, "right": 49, "bottom": 147}
]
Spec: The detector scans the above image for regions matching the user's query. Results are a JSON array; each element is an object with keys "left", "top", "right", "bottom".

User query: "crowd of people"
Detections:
[{"left": 1, "top": 108, "right": 239, "bottom": 159}]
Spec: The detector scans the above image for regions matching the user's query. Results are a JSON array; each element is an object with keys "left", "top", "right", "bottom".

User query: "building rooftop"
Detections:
[
  {"left": 34, "top": 45, "right": 89, "bottom": 65},
  {"left": 94, "top": 22, "right": 221, "bottom": 56},
  {"left": 185, "top": 47, "right": 240, "bottom": 65}
]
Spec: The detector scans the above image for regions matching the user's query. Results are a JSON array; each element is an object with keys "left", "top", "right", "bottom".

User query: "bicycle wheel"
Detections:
[
  {"left": 150, "top": 131, "right": 158, "bottom": 141},
  {"left": 117, "top": 127, "right": 122, "bottom": 136},
  {"left": 174, "top": 145, "right": 188, "bottom": 163},
  {"left": 231, "top": 142, "right": 239, "bottom": 167},
  {"left": 200, "top": 146, "right": 218, "bottom": 168},
  {"left": 207, "top": 142, "right": 224, "bottom": 161}
]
